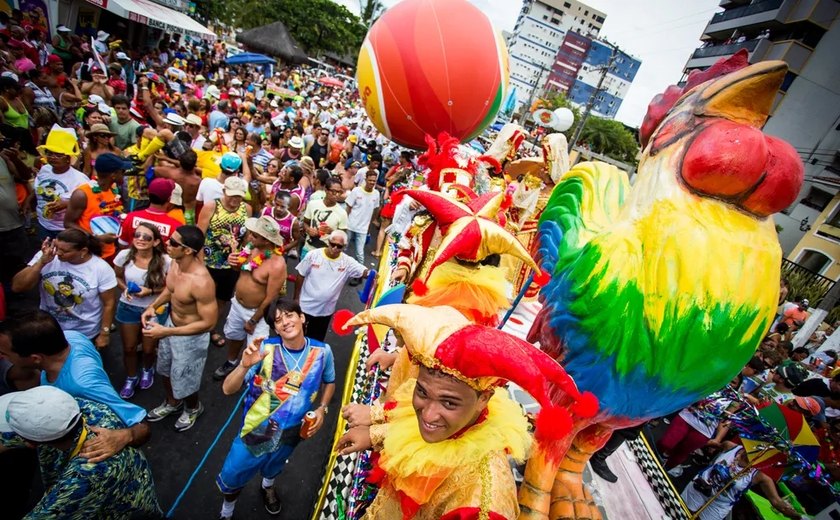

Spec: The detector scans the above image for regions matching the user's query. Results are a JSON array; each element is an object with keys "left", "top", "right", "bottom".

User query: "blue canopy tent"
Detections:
[{"left": 225, "top": 53, "right": 276, "bottom": 65}]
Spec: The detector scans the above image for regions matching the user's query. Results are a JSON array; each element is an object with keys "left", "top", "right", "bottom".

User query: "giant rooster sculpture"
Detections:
[{"left": 518, "top": 51, "right": 805, "bottom": 518}]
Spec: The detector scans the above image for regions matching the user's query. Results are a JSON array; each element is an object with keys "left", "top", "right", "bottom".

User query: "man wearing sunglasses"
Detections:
[
  {"left": 293, "top": 230, "right": 368, "bottom": 342},
  {"left": 141, "top": 225, "right": 218, "bottom": 432}
]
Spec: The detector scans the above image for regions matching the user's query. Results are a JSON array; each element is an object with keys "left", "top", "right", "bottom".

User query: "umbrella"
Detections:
[
  {"left": 739, "top": 403, "right": 821, "bottom": 480},
  {"left": 319, "top": 77, "right": 345, "bottom": 88},
  {"left": 225, "top": 52, "right": 276, "bottom": 65}
]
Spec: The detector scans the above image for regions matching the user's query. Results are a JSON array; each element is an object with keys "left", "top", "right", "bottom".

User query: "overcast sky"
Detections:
[{"left": 334, "top": 0, "right": 722, "bottom": 128}]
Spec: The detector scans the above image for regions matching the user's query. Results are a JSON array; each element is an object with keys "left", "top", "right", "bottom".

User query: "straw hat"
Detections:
[{"left": 245, "top": 216, "right": 283, "bottom": 246}]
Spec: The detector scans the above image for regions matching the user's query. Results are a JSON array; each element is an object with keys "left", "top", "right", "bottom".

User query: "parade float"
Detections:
[{"left": 312, "top": 0, "right": 813, "bottom": 518}]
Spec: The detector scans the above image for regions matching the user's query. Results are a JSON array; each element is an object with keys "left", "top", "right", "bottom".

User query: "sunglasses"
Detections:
[
  {"left": 328, "top": 242, "right": 345, "bottom": 249},
  {"left": 168, "top": 237, "right": 185, "bottom": 249},
  {"left": 134, "top": 231, "right": 154, "bottom": 241}
]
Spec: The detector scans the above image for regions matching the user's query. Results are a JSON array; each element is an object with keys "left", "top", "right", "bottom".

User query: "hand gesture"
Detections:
[
  {"left": 365, "top": 348, "right": 398, "bottom": 372},
  {"left": 227, "top": 251, "right": 242, "bottom": 267},
  {"left": 79, "top": 426, "right": 130, "bottom": 463},
  {"left": 391, "top": 266, "right": 408, "bottom": 284},
  {"left": 341, "top": 403, "right": 372, "bottom": 428},
  {"left": 336, "top": 426, "right": 373, "bottom": 456},
  {"left": 142, "top": 321, "right": 168, "bottom": 339},
  {"left": 38, "top": 238, "right": 56, "bottom": 264},
  {"left": 241, "top": 337, "right": 268, "bottom": 368},
  {"left": 94, "top": 332, "right": 110, "bottom": 349}
]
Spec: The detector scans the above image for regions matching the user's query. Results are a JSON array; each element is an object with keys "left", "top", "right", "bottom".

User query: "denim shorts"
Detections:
[{"left": 116, "top": 301, "right": 144, "bottom": 324}]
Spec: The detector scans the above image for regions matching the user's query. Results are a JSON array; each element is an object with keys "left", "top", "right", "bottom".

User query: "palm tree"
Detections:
[{"left": 359, "top": 0, "right": 385, "bottom": 27}]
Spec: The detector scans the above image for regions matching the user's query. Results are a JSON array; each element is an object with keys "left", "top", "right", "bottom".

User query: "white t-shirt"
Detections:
[
  {"left": 297, "top": 249, "right": 366, "bottom": 316},
  {"left": 113, "top": 250, "right": 171, "bottom": 308},
  {"left": 196, "top": 177, "right": 224, "bottom": 202},
  {"left": 29, "top": 251, "right": 118, "bottom": 338},
  {"left": 345, "top": 186, "right": 380, "bottom": 233},
  {"left": 35, "top": 165, "right": 90, "bottom": 231},
  {"left": 302, "top": 199, "right": 348, "bottom": 249}
]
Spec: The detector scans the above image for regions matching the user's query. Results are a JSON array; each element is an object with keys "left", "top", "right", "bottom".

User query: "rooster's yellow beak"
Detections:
[{"left": 695, "top": 60, "right": 787, "bottom": 129}]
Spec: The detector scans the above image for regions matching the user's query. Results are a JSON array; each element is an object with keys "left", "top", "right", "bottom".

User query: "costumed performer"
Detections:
[{"left": 336, "top": 304, "right": 597, "bottom": 520}]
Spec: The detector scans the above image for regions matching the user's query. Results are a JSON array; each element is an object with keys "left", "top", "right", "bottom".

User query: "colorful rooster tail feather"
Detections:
[{"left": 538, "top": 162, "right": 630, "bottom": 274}]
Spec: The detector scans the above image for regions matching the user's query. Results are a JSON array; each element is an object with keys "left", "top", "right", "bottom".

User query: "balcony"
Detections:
[
  {"left": 684, "top": 38, "right": 771, "bottom": 71},
  {"left": 704, "top": 0, "right": 787, "bottom": 38},
  {"left": 760, "top": 39, "right": 813, "bottom": 73}
]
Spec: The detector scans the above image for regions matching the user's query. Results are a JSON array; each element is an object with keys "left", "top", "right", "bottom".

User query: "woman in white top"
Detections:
[
  {"left": 113, "top": 222, "right": 171, "bottom": 398},
  {"left": 12, "top": 228, "right": 117, "bottom": 347}
]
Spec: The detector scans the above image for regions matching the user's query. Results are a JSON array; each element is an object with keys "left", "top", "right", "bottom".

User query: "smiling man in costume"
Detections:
[{"left": 336, "top": 304, "right": 597, "bottom": 519}]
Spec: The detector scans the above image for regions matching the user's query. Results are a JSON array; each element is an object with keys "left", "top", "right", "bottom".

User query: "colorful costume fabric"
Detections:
[
  {"left": 217, "top": 337, "right": 335, "bottom": 493},
  {"left": 2, "top": 398, "right": 161, "bottom": 519},
  {"left": 363, "top": 379, "right": 529, "bottom": 520}
]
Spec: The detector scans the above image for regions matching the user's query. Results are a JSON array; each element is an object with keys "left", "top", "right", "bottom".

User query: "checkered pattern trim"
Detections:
[
  {"left": 318, "top": 343, "right": 371, "bottom": 519},
  {"left": 628, "top": 436, "right": 689, "bottom": 520}
]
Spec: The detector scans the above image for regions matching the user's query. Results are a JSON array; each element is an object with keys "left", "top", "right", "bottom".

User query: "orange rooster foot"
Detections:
[{"left": 549, "top": 470, "right": 602, "bottom": 520}]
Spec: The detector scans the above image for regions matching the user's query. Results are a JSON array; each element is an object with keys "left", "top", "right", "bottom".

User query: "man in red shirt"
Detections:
[
  {"left": 783, "top": 298, "right": 810, "bottom": 331},
  {"left": 119, "top": 179, "right": 183, "bottom": 246}
]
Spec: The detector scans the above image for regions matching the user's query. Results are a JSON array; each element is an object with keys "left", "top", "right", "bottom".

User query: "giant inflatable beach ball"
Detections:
[{"left": 357, "top": 0, "right": 509, "bottom": 150}]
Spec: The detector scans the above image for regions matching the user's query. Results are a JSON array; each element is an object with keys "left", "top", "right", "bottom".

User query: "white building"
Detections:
[{"left": 507, "top": 0, "right": 605, "bottom": 111}]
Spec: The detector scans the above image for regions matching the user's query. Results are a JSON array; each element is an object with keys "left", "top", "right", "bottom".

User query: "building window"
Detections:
[
  {"left": 543, "top": 15, "right": 548, "bottom": 20},
  {"left": 797, "top": 249, "right": 832, "bottom": 274},
  {"left": 801, "top": 186, "right": 834, "bottom": 212},
  {"left": 564, "top": 1, "right": 571, "bottom": 7}
]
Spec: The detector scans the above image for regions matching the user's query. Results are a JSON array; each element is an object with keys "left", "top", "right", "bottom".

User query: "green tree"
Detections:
[
  {"left": 579, "top": 116, "right": 639, "bottom": 165},
  {"left": 360, "top": 0, "right": 386, "bottom": 27}
]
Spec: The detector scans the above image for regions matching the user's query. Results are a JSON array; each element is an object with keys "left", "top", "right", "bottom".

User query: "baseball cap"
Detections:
[
  {"left": 245, "top": 216, "right": 283, "bottom": 246},
  {"left": 348, "top": 161, "right": 362, "bottom": 169},
  {"left": 115, "top": 52, "right": 130, "bottom": 61},
  {"left": 777, "top": 363, "right": 808, "bottom": 388},
  {"left": 47, "top": 54, "right": 62, "bottom": 64},
  {"left": 97, "top": 30, "right": 110, "bottom": 41},
  {"left": 95, "top": 153, "right": 133, "bottom": 174},
  {"left": 0, "top": 386, "right": 81, "bottom": 442},
  {"left": 801, "top": 299, "right": 810, "bottom": 306},
  {"left": 220, "top": 152, "right": 242, "bottom": 172},
  {"left": 88, "top": 94, "right": 105, "bottom": 105},
  {"left": 56, "top": 25, "right": 72, "bottom": 33},
  {"left": 224, "top": 176, "right": 248, "bottom": 198},
  {"left": 148, "top": 178, "right": 176, "bottom": 201},
  {"left": 793, "top": 396, "right": 822, "bottom": 417},
  {"left": 90, "top": 64, "right": 104, "bottom": 74}
]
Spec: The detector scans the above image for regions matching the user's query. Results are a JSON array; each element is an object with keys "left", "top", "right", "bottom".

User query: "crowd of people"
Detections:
[
  {"left": 0, "top": 14, "right": 423, "bottom": 518},
  {"left": 1, "top": 11, "right": 838, "bottom": 520}
]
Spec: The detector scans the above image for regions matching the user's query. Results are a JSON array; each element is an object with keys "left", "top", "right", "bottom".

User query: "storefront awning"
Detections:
[{"left": 90, "top": 0, "right": 215, "bottom": 40}]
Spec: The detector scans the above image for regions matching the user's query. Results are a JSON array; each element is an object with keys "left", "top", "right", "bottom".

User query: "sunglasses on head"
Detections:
[
  {"left": 328, "top": 241, "right": 344, "bottom": 249},
  {"left": 134, "top": 231, "right": 154, "bottom": 241}
]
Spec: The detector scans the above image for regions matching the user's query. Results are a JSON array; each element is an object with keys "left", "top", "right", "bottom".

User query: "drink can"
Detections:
[
  {"left": 300, "top": 411, "right": 317, "bottom": 439},
  {"left": 145, "top": 314, "right": 158, "bottom": 330}
]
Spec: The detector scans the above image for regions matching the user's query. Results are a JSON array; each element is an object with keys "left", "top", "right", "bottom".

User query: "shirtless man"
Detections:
[
  {"left": 153, "top": 150, "right": 202, "bottom": 222},
  {"left": 212, "top": 216, "right": 287, "bottom": 380},
  {"left": 141, "top": 225, "right": 218, "bottom": 432}
]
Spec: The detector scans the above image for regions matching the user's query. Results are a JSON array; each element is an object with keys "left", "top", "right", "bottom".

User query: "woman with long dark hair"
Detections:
[{"left": 113, "top": 222, "right": 171, "bottom": 398}]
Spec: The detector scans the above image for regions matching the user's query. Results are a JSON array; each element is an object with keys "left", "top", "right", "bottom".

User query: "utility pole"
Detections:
[{"left": 568, "top": 42, "right": 619, "bottom": 152}]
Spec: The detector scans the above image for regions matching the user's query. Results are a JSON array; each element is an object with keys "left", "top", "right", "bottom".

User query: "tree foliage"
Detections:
[
  {"left": 202, "top": 0, "right": 368, "bottom": 57},
  {"left": 360, "top": 0, "right": 386, "bottom": 27},
  {"left": 578, "top": 116, "right": 639, "bottom": 165}
]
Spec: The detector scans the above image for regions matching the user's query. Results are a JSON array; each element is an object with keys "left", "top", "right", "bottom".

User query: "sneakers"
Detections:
[
  {"left": 261, "top": 485, "right": 282, "bottom": 515},
  {"left": 590, "top": 456, "right": 618, "bottom": 483},
  {"left": 213, "top": 360, "right": 239, "bottom": 381},
  {"left": 174, "top": 402, "right": 205, "bottom": 432},
  {"left": 147, "top": 400, "right": 183, "bottom": 422},
  {"left": 139, "top": 367, "right": 155, "bottom": 390},
  {"left": 119, "top": 377, "right": 138, "bottom": 399}
]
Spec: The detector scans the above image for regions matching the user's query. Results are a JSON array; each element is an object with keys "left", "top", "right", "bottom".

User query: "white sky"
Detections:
[{"left": 334, "top": 0, "right": 722, "bottom": 128}]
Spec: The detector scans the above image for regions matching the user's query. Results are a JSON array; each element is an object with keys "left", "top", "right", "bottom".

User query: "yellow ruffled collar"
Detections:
[{"left": 379, "top": 378, "right": 531, "bottom": 505}]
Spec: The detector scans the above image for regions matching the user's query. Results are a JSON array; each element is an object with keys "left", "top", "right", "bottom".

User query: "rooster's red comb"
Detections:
[{"left": 640, "top": 49, "right": 750, "bottom": 148}]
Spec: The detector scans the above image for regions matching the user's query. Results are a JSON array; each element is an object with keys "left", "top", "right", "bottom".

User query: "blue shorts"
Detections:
[
  {"left": 115, "top": 301, "right": 144, "bottom": 324},
  {"left": 216, "top": 436, "right": 296, "bottom": 494}
]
